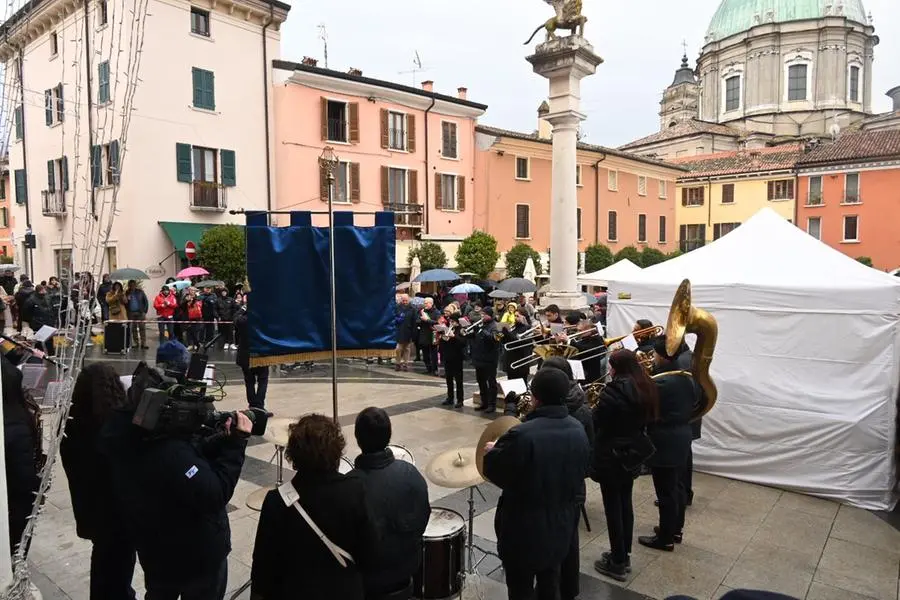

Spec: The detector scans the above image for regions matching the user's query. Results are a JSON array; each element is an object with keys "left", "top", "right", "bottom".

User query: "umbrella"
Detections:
[
  {"left": 450, "top": 283, "right": 484, "bottom": 294},
  {"left": 0, "top": 264, "right": 20, "bottom": 272},
  {"left": 414, "top": 268, "right": 459, "bottom": 283},
  {"left": 395, "top": 282, "right": 411, "bottom": 291},
  {"left": 166, "top": 280, "right": 191, "bottom": 291},
  {"left": 498, "top": 277, "right": 537, "bottom": 294},
  {"left": 488, "top": 289, "right": 517, "bottom": 299},
  {"left": 196, "top": 280, "right": 225, "bottom": 288},
  {"left": 110, "top": 267, "right": 149, "bottom": 280},
  {"left": 409, "top": 256, "right": 422, "bottom": 295},
  {"left": 583, "top": 292, "right": 599, "bottom": 305},
  {"left": 177, "top": 266, "right": 210, "bottom": 278},
  {"left": 410, "top": 296, "right": 426, "bottom": 308}
]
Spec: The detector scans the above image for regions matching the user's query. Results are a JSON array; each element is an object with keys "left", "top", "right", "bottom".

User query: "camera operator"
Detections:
[{"left": 100, "top": 362, "right": 250, "bottom": 600}]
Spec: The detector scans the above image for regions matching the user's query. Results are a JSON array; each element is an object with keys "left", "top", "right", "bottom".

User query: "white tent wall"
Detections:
[{"left": 609, "top": 284, "right": 900, "bottom": 511}]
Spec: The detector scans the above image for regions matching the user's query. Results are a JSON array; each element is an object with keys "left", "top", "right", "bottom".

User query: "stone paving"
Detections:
[{"left": 24, "top": 350, "right": 900, "bottom": 600}]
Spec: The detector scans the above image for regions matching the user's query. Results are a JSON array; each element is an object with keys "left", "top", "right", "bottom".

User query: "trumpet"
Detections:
[
  {"left": 503, "top": 322, "right": 550, "bottom": 351},
  {"left": 463, "top": 318, "right": 486, "bottom": 335}
]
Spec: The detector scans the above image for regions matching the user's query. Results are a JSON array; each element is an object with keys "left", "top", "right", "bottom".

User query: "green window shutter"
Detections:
[
  {"left": 220, "top": 150, "right": 235, "bottom": 186},
  {"left": 14, "top": 170, "right": 27, "bottom": 204},
  {"left": 44, "top": 90, "right": 53, "bottom": 126},
  {"left": 62, "top": 156, "right": 70, "bottom": 191},
  {"left": 91, "top": 145, "right": 103, "bottom": 187},
  {"left": 109, "top": 140, "right": 120, "bottom": 184},
  {"left": 192, "top": 68, "right": 203, "bottom": 107},
  {"left": 176, "top": 143, "right": 193, "bottom": 182},
  {"left": 56, "top": 84, "right": 64, "bottom": 122},
  {"left": 205, "top": 70, "right": 215, "bottom": 110},
  {"left": 47, "top": 160, "right": 55, "bottom": 193},
  {"left": 98, "top": 62, "right": 109, "bottom": 103},
  {"left": 14, "top": 106, "right": 23, "bottom": 140},
  {"left": 0, "top": 177, "right": 5, "bottom": 200}
]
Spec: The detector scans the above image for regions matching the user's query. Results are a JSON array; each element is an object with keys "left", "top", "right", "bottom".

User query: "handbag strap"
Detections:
[{"left": 278, "top": 482, "right": 354, "bottom": 568}]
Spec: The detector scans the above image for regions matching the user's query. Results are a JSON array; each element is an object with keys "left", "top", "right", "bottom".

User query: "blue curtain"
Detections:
[{"left": 245, "top": 211, "right": 397, "bottom": 366}]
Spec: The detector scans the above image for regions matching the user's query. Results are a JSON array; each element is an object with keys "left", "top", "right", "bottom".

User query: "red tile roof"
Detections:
[
  {"left": 619, "top": 119, "right": 742, "bottom": 150},
  {"left": 671, "top": 144, "right": 803, "bottom": 179},
  {"left": 796, "top": 130, "right": 900, "bottom": 166}
]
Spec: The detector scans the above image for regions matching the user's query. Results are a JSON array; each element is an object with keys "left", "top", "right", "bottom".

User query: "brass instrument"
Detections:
[
  {"left": 584, "top": 381, "right": 606, "bottom": 410},
  {"left": 515, "top": 391, "right": 534, "bottom": 418},
  {"left": 569, "top": 325, "right": 663, "bottom": 363},
  {"left": 636, "top": 349, "right": 655, "bottom": 372},
  {"left": 509, "top": 340, "right": 578, "bottom": 370},
  {"left": 462, "top": 318, "right": 485, "bottom": 335},
  {"left": 503, "top": 321, "right": 550, "bottom": 351},
  {"left": 651, "top": 279, "right": 719, "bottom": 422}
]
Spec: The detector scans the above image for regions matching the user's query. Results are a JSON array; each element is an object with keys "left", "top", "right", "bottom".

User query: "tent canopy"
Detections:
[
  {"left": 579, "top": 258, "right": 642, "bottom": 288},
  {"left": 607, "top": 208, "right": 900, "bottom": 511}
]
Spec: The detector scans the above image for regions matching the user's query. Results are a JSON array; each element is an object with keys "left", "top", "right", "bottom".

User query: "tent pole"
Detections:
[{"left": 326, "top": 161, "right": 339, "bottom": 423}]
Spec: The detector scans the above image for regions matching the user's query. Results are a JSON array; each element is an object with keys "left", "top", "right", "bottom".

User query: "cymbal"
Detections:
[
  {"left": 263, "top": 417, "right": 295, "bottom": 447},
  {"left": 425, "top": 447, "right": 483, "bottom": 489},
  {"left": 476, "top": 416, "right": 520, "bottom": 482}
]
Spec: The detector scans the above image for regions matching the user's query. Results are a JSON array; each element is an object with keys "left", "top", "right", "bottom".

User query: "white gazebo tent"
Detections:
[
  {"left": 579, "top": 258, "right": 642, "bottom": 288},
  {"left": 606, "top": 208, "right": 900, "bottom": 510}
]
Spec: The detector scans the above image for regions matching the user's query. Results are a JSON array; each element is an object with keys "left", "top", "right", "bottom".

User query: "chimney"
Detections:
[
  {"left": 421, "top": 80, "right": 434, "bottom": 92},
  {"left": 348, "top": 67, "right": 362, "bottom": 77},
  {"left": 537, "top": 101, "right": 552, "bottom": 140},
  {"left": 457, "top": 87, "right": 468, "bottom": 100},
  {"left": 888, "top": 86, "right": 900, "bottom": 112},
  {"left": 301, "top": 56, "right": 318, "bottom": 67}
]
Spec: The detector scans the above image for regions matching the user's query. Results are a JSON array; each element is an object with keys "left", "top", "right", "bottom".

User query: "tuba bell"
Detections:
[{"left": 652, "top": 279, "right": 718, "bottom": 422}]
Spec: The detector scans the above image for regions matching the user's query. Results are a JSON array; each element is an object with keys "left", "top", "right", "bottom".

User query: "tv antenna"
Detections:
[
  {"left": 399, "top": 51, "right": 428, "bottom": 85},
  {"left": 318, "top": 23, "right": 329, "bottom": 68}
]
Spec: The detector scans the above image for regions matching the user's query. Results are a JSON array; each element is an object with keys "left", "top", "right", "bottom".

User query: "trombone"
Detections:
[
  {"left": 463, "top": 318, "right": 486, "bottom": 335},
  {"left": 503, "top": 321, "right": 550, "bottom": 351},
  {"left": 569, "top": 324, "right": 664, "bottom": 362}
]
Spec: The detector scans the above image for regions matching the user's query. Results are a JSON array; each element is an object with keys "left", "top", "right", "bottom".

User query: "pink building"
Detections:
[
  {"left": 272, "top": 59, "right": 487, "bottom": 271},
  {"left": 474, "top": 113, "right": 683, "bottom": 269}
]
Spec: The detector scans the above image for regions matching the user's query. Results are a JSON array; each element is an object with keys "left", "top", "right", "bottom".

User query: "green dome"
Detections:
[{"left": 706, "top": 0, "right": 868, "bottom": 41}]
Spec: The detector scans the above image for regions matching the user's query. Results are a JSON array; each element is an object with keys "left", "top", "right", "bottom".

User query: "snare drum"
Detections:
[
  {"left": 338, "top": 457, "right": 354, "bottom": 474},
  {"left": 388, "top": 444, "right": 415, "bottom": 465},
  {"left": 414, "top": 507, "right": 466, "bottom": 599}
]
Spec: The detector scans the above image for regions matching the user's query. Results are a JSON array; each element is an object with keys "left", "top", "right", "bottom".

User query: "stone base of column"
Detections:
[{"left": 541, "top": 291, "right": 587, "bottom": 311}]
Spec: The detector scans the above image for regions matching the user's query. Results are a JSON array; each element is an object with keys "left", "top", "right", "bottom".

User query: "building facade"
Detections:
[
  {"left": 271, "top": 61, "right": 486, "bottom": 273},
  {"left": 0, "top": 0, "right": 288, "bottom": 284},
  {"left": 796, "top": 130, "right": 900, "bottom": 270},
  {"left": 0, "top": 160, "right": 13, "bottom": 258},
  {"left": 474, "top": 118, "right": 682, "bottom": 273},
  {"left": 671, "top": 145, "right": 802, "bottom": 250}
]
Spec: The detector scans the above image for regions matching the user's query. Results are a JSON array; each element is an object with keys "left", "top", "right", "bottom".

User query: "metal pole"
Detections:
[{"left": 327, "top": 169, "right": 338, "bottom": 423}]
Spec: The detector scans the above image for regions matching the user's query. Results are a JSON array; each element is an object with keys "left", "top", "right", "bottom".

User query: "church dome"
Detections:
[{"left": 706, "top": 0, "right": 868, "bottom": 42}]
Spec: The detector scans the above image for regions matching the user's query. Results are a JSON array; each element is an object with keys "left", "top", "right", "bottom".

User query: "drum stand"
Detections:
[{"left": 464, "top": 485, "right": 500, "bottom": 574}]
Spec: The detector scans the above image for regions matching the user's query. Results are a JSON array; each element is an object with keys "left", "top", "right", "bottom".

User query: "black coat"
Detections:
[
  {"left": 251, "top": 472, "right": 376, "bottom": 600},
  {"left": 468, "top": 321, "right": 501, "bottom": 368},
  {"left": 201, "top": 293, "right": 217, "bottom": 319},
  {"left": 100, "top": 411, "right": 246, "bottom": 582},
  {"left": 438, "top": 325, "right": 466, "bottom": 365},
  {"left": 566, "top": 384, "right": 594, "bottom": 503},
  {"left": 2, "top": 357, "right": 39, "bottom": 554},
  {"left": 674, "top": 350, "right": 703, "bottom": 440},
  {"left": 215, "top": 295, "right": 237, "bottom": 322},
  {"left": 591, "top": 377, "right": 647, "bottom": 474},
  {"left": 352, "top": 449, "right": 430, "bottom": 595},
  {"left": 234, "top": 310, "right": 250, "bottom": 368},
  {"left": 571, "top": 336, "right": 606, "bottom": 384},
  {"left": 484, "top": 405, "right": 591, "bottom": 571},
  {"left": 501, "top": 322, "right": 532, "bottom": 377},
  {"left": 26, "top": 293, "right": 55, "bottom": 331},
  {"left": 415, "top": 307, "right": 440, "bottom": 346},
  {"left": 0, "top": 275, "right": 16, "bottom": 296},
  {"left": 395, "top": 305, "right": 416, "bottom": 344},
  {"left": 15, "top": 287, "right": 34, "bottom": 323},
  {"left": 647, "top": 362, "right": 695, "bottom": 469}
]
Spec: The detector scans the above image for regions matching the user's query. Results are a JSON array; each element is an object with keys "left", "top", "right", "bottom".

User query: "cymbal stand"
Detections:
[{"left": 465, "top": 485, "right": 499, "bottom": 574}]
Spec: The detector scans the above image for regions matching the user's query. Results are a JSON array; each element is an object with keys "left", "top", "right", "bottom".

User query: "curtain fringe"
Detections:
[{"left": 250, "top": 348, "right": 395, "bottom": 367}]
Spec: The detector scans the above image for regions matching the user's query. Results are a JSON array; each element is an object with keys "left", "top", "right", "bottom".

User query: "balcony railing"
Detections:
[
  {"left": 385, "top": 203, "right": 423, "bottom": 228},
  {"left": 327, "top": 118, "right": 347, "bottom": 143},
  {"left": 190, "top": 181, "right": 227, "bottom": 211},
  {"left": 679, "top": 239, "right": 705, "bottom": 253},
  {"left": 41, "top": 190, "right": 66, "bottom": 216}
]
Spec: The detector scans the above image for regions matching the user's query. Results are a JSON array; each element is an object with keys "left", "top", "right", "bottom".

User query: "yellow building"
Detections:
[{"left": 670, "top": 145, "right": 804, "bottom": 251}]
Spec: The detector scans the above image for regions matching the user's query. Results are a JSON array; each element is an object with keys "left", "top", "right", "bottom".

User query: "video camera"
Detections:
[{"left": 130, "top": 335, "right": 269, "bottom": 438}]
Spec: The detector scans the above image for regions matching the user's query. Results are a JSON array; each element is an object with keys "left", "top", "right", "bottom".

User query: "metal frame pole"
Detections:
[{"left": 326, "top": 161, "right": 339, "bottom": 423}]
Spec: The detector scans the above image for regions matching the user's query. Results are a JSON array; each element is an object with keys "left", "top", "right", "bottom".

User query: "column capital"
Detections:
[
  {"left": 527, "top": 36, "right": 604, "bottom": 81},
  {"left": 544, "top": 110, "right": 587, "bottom": 127}
]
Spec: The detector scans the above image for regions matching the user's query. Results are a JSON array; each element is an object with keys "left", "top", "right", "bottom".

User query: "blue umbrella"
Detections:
[
  {"left": 450, "top": 283, "right": 484, "bottom": 294},
  {"left": 414, "top": 268, "right": 459, "bottom": 283},
  {"left": 584, "top": 292, "right": 599, "bottom": 305},
  {"left": 166, "top": 279, "right": 191, "bottom": 290}
]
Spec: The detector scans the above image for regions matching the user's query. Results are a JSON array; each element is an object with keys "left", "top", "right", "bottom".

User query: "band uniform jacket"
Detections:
[
  {"left": 484, "top": 405, "right": 591, "bottom": 571},
  {"left": 647, "top": 360, "right": 695, "bottom": 469},
  {"left": 251, "top": 471, "right": 376, "bottom": 600},
  {"left": 675, "top": 350, "right": 703, "bottom": 440}
]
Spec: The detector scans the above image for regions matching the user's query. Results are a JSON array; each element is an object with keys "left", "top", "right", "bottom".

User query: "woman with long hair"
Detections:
[
  {"left": 591, "top": 349, "right": 659, "bottom": 582},
  {"left": 61, "top": 363, "right": 137, "bottom": 600},
  {"left": 251, "top": 414, "right": 375, "bottom": 600}
]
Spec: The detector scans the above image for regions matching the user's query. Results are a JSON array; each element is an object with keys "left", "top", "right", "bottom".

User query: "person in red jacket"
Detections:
[{"left": 153, "top": 287, "right": 178, "bottom": 344}]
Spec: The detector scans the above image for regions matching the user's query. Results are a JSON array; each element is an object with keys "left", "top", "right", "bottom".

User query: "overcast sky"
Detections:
[{"left": 282, "top": 0, "right": 899, "bottom": 148}]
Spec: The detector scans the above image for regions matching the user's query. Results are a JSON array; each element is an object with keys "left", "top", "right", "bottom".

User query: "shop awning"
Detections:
[{"left": 158, "top": 221, "right": 217, "bottom": 258}]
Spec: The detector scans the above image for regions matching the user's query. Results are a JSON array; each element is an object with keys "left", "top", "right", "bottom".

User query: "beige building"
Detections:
[
  {"left": 0, "top": 0, "right": 288, "bottom": 283},
  {"left": 623, "top": 0, "right": 893, "bottom": 159}
]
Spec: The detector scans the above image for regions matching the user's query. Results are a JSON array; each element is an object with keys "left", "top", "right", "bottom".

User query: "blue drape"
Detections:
[{"left": 245, "top": 211, "right": 397, "bottom": 366}]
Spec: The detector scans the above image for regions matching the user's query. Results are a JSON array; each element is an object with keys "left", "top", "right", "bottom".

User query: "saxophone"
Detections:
[{"left": 652, "top": 279, "right": 719, "bottom": 422}]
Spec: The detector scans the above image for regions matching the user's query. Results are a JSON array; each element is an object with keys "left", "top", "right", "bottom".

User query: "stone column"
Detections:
[{"left": 527, "top": 36, "right": 603, "bottom": 310}]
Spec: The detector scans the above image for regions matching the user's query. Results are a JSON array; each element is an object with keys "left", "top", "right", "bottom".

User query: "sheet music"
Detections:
[
  {"left": 550, "top": 324, "right": 566, "bottom": 335},
  {"left": 498, "top": 378, "right": 528, "bottom": 396},
  {"left": 568, "top": 360, "right": 586, "bottom": 381},
  {"left": 32, "top": 325, "right": 58, "bottom": 343},
  {"left": 621, "top": 334, "right": 639, "bottom": 351}
]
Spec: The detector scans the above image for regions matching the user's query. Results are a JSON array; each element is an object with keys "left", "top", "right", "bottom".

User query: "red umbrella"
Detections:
[{"left": 177, "top": 266, "right": 209, "bottom": 278}]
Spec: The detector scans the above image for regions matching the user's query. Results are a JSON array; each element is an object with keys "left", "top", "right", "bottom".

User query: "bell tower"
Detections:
[{"left": 659, "top": 53, "right": 700, "bottom": 130}]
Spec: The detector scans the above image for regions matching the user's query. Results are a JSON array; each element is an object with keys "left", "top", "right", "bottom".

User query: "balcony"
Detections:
[
  {"left": 190, "top": 181, "right": 227, "bottom": 211},
  {"left": 385, "top": 203, "right": 423, "bottom": 228},
  {"left": 679, "top": 239, "right": 705, "bottom": 253},
  {"left": 41, "top": 190, "right": 66, "bottom": 217}
]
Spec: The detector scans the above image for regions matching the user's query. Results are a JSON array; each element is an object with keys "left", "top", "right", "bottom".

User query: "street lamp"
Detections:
[{"left": 319, "top": 146, "right": 340, "bottom": 422}]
